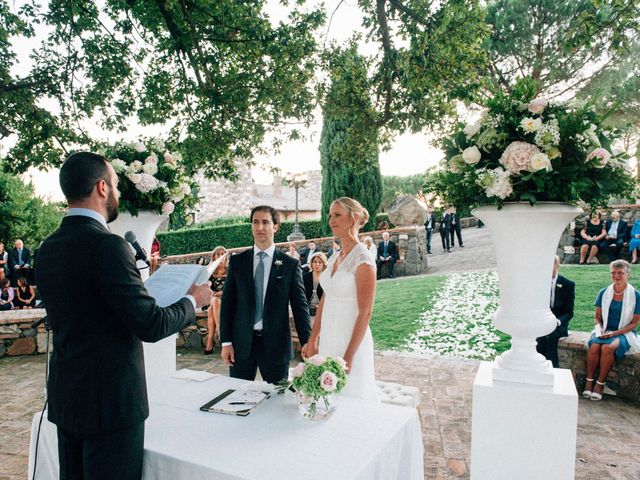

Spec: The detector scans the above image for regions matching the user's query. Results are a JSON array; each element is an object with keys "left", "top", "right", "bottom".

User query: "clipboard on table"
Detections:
[{"left": 200, "top": 389, "right": 270, "bottom": 416}]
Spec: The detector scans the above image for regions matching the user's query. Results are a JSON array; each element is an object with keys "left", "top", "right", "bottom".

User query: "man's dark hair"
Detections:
[
  {"left": 60, "top": 152, "right": 111, "bottom": 202},
  {"left": 250, "top": 205, "right": 280, "bottom": 225}
]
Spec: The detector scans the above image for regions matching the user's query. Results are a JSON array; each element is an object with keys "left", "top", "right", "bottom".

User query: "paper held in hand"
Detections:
[
  {"left": 143, "top": 254, "right": 226, "bottom": 307},
  {"left": 595, "top": 324, "right": 604, "bottom": 338}
]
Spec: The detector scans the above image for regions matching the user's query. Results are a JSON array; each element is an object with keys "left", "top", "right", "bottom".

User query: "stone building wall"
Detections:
[{"left": 195, "top": 161, "right": 253, "bottom": 222}]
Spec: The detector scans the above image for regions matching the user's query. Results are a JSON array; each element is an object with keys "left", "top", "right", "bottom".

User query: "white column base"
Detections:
[
  {"left": 143, "top": 334, "right": 177, "bottom": 380},
  {"left": 471, "top": 361, "right": 578, "bottom": 480}
]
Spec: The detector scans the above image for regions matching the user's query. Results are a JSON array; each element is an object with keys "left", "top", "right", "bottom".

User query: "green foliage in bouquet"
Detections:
[
  {"left": 426, "top": 78, "right": 635, "bottom": 210},
  {"left": 278, "top": 356, "right": 347, "bottom": 400},
  {"left": 100, "top": 138, "right": 199, "bottom": 224}
]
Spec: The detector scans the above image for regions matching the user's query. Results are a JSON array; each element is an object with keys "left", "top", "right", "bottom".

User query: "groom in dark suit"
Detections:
[
  {"left": 536, "top": 256, "right": 575, "bottom": 368},
  {"left": 220, "top": 205, "right": 311, "bottom": 384},
  {"left": 36, "top": 152, "right": 212, "bottom": 480}
]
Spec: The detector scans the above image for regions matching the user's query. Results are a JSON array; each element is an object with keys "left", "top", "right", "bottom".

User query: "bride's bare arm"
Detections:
[
  {"left": 302, "top": 296, "right": 325, "bottom": 358},
  {"left": 344, "top": 263, "right": 376, "bottom": 371}
]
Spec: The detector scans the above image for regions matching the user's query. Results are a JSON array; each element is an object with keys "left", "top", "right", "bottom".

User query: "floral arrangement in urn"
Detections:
[
  {"left": 278, "top": 355, "right": 347, "bottom": 419},
  {"left": 100, "top": 138, "right": 199, "bottom": 222},
  {"left": 428, "top": 78, "right": 635, "bottom": 209}
]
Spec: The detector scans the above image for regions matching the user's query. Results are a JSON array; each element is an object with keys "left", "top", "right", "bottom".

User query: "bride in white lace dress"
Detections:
[{"left": 303, "top": 197, "right": 379, "bottom": 401}]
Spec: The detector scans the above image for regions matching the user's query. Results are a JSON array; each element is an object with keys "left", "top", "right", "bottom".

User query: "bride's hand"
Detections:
[
  {"left": 343, "top": 352, "right": 354, "bottom": 374},
  {"left": 301, "top": 342, "right": 317, "bottom": 359}
]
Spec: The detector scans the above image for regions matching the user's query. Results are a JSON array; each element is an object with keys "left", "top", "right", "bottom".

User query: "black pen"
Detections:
[{"left": 229, "top": 401, "right": 257, "bottom": 405}]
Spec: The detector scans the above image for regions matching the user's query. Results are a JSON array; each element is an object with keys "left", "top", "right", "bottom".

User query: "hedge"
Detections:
[{"left": 157, "top": 219, "right": 325, "bottom": 255}]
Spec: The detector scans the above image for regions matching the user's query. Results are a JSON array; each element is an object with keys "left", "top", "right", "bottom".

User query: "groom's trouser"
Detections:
[{"left": 230, "top": 331, "right": 288, "bottom": 384}]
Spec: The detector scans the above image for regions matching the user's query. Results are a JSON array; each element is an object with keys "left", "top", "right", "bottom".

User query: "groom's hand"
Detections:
[{"left": 221, "top": 345, "right": 235, "bottom": 365}]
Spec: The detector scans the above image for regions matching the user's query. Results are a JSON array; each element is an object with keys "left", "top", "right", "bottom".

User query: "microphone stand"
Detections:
[{"left": 30, "top": 315, "right": 50, "bottom": 480}]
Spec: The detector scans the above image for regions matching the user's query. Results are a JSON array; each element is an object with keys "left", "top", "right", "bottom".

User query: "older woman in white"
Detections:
[
  {"left": 362, "top": 236, "right": 378, "bottom": 263},
  {"left": 583, "top": 260, "right": 640, "bottom": 401},
  {"left": 302, "top": 197, "right": 378, "bottom": 401}
]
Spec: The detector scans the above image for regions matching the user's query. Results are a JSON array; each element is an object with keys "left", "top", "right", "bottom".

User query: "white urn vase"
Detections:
[
  {"left": 109, "top": 210, "right": 175, "bottom": 379},
  {"left": 472, "top": 202, "right": 581, "bottom": 385}
]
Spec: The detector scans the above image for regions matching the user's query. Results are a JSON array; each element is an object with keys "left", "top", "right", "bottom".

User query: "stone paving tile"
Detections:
[{"left": 3, "top": 349, "right": 640, "bottom": 479}]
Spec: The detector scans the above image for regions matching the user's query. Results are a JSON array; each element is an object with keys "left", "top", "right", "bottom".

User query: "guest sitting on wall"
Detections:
[
  {"left": 0, "top": 242, "right": 8, "bottom": 277},
  {"left": 362, "top": 236, "right": 378, "bottom": 263},
  {"left": 579, "top": 211, "right": 606, "bottom": 264},
  {"left": 376, "top": 231, "right": 398, "bottom": 279},
  {"left": 205, "top": 246, "right": 228, "bottom": 354},
  {"left": 327, "top": 239, "right": 341, "bottom": 258},
  {"left": 14, "top": 277, "right": 36, "bottom": 309},
  {"left": 628, "top": 218, "right": 640, "bottom": 264},
  {"left": 8, "top": 239, "right": 32, "bottom": 285},
  {"left": 583, "top": 260, "right": 640, "bottom": 401},
  {"left": 599, "top": 211, "right": 627, "bottom": 262},
  {"left": 287, "top": 243, "right": 300, "bottom": 260},
  {"left": 303, "top": 252, "right": 327, "bottom": 326},
  {"left": 0, "top": 278, "right": 14, "bottom": 311},
  {"left": 299, "top": 241, "right": 318, "bottom": 266}
]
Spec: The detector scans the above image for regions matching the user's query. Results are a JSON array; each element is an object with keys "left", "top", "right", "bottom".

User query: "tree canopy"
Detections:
[{"left": 1, "top": 0, "right": 324, "bottom": 176}]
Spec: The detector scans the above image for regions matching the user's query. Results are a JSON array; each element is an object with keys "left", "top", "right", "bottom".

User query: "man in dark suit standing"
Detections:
[
  {"left": 376, "top": 231, "right": 399, "bottom": 279},
  {"left": 449, "top": 207, "right": 464, "bottom": 248},
  {"left": 536, "top": 256, "right": 575, "bottom": 368},
  {"left": 8, "top": 239, "right": 32, "bottom": 285},
  {"left": 599, "top": 210, "right": 627, "bottom": 261},
  {"left": 424, "top": 207, "right": 436, "bottom": 254},
  {"left": 439, "top": 209, "right": 451, "bottom": 253},
  {"left": 36, "top": 152, "right": 211, "bottom": 480},
  {"left": 220, "top": 205, "right": 311, "bottom": 384}
]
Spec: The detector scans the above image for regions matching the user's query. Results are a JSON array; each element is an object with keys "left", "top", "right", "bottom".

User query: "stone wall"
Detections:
[
  {"left": 195, "top": 160, "right": 253, "bottom": 222},
  {"left": 0, "top": 309, "right": 49, "bottom": 358},
  {"left": 559, "top": 331, "right": 640, "bottom": 404}
]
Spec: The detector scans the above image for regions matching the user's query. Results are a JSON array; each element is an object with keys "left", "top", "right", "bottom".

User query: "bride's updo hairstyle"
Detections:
[{"left": 332, "top": 197, "right": 370, "bottom": 230}]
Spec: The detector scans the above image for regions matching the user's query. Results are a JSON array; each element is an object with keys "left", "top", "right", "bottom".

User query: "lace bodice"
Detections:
[{"left": 326, "top": 243, "right": 375, "bottom": 276}]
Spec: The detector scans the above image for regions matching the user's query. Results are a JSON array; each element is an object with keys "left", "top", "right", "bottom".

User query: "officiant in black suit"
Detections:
[
  {"left": 536, "top": 256, "right": 575, "bottom": 368},
  {"left": 220, "top": 205, "right": 311, "bottom": 384},
  {"left": 35, "top": 152, "right": 212, "bottom": 480}
]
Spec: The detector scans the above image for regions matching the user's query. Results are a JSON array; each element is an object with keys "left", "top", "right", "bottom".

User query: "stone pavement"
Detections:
[
  {"left": 423, "top": 225, "right": 497, "bottom": 275},
  {"left": 2, "top": 349, "right": 640, "bottom": 480}
]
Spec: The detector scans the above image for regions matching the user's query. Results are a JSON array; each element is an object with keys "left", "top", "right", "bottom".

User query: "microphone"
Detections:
[{"left": 124, "top": 231, "right": 150, "bottom": 266}]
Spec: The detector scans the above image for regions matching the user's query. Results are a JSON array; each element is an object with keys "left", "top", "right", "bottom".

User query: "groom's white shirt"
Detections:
[{"left": 252, "top": 244, "right": 275, "bottom": 330}]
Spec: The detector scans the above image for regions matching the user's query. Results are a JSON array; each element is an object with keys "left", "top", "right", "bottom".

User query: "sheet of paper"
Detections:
[
  {"left": 171, "top": 369, "right": 219, "bottom": 382},
  {"left": 210, "top": 390, "right": 269, "bottom": 414},
  {"left": 144, "top": 264, "right": 205, "bottom": 307}
]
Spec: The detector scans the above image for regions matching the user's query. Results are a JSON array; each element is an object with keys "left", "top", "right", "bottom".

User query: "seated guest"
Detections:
[
  {"left": 599, "top": 211, "right": 627, "bottom": 262},
  {"left": 376, "top": 231, "right": 398, "bottom": 279},
  {"left": 0, "top": 278, "right": 14, "bottom": 311},
  {"left": 205, "top": 246, "right": 228, "bottom": 354},
  {"left": 14, "top": 277, "right": 36, "bottom": 309},
  {"left": 579, "top": 212, "right": 606, "bottom": 264},
  {"left": 536, "top": 256, "right": 575, "bottom": 368},
  {"left": 287, "top": 243, "right": 300, "bottom": 260},
  {"left": 303, "top": 252, "right": 327, "bottom": 325},
  {"left": 583, "top": 260, "right": 640, "bottom": 401},
  {"left": 0, "top": 242, "right": 7, "bottom": 277},
  {"left": 362, "top": 236, "right": 378, "bottom": 263},
  {"left": 299, "top": 241, "right": 318, "bottom": 266},
  {"left": 628, "top": 218, "right": 640, "bottom": 264},
  {"left": 327, "top": 239, "right": 341, "bottom": 258},
  {"left": 8, "top": 239, "right": 32, "bottom": 285},
  {"left": 150, "top": 236, "right": 161, "bottom": 274}
]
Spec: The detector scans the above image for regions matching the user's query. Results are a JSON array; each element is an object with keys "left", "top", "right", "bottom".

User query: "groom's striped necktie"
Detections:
[{"left": 254, "top": 251, "right": 267, "bottom": 326}]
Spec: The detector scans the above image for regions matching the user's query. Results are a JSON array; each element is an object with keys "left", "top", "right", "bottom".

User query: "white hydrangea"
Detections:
[
  {"left": 477, "top": 167, "right": 513, "bottom": 199},
  {"left": 142, "top": 163, "right": 158, "bottom": 175},
  {"left": 135, "top": 173, "right": 159, "bottom": 193},
  {"left": 111, "top": 159, "right": 127, "bottom": 173},
  {"left": 520, "top": 117, "right": 542, "bottom": 133},
  {"left": 129, "top": 160, "right": 143, "bottom": 173}
]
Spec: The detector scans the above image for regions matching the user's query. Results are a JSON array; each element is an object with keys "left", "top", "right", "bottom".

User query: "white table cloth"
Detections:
[{"left": 29, "top": 375, "right": 424, "bottom": 480}]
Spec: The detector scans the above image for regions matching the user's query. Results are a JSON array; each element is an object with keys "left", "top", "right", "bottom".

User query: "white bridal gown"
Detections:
[{"left": 319, "top": 243, "right": 379, "bottom": 401}]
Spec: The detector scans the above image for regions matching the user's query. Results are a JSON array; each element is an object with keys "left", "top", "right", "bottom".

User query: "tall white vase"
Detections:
[
  {"left": 472, "top": 202, "right": 581, "bottom": 385},
  {"left": 109, "top": 210, "right": 176, "bottom": 379}
]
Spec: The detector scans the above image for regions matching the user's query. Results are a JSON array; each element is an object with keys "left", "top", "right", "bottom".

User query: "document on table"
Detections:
[
  {"left": 200, "top": 389, "right": 270, "bottom": 416},
  {"left": 171, "top": 369, "right": 219, "bottom": 382}
]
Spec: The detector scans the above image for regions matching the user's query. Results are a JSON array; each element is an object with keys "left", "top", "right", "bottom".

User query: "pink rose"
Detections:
[
  {"left": 334, "top": 357, "right": 347, "bottom": 370},
  {"left": 320, "top": 371, "right": 338, "bottom": 392},
  {"left": 587, "top": 148, "right": 611, "bottom": 168},
  {"left": 528, "top": 97, "right": 546, "bottom": 114},
  {"left": 161, "top": 201, "right": 175, "bottom": 215},
  {"left": 145, "top": 154, "right": 158, "bottom": 164},
  {"left": 291, "top": 363, "right": 305, "bottom": 378},
  {"left": 307, "top": 354, "right": 326, "bottom": 366}
]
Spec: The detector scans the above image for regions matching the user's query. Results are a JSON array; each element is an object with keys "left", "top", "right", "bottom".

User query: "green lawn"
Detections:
[
  {"left": 370, "top": 274, "right": 446, "bottom": 350},
  {"left": 370, "top": 265, "right": 621, "bottom": 355}
]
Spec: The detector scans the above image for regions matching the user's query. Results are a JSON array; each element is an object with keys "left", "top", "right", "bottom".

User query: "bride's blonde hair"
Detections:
[{"left": 331, "top": 197, "right": 370, "bottom": 230}]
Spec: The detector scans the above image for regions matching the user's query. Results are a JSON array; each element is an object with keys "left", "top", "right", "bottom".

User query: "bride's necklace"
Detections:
[{"left": 613, "top": 285, "right": 626, "bottom": 295}]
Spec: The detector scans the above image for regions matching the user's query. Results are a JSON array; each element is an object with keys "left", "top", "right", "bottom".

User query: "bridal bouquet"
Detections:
[
  {"left": 100, "top": 138, "right": 199, "bottom": 222},
  {"left": 279, "top": 355, "right": 347, "bottom": 419},
  {"left": 428, "top": 78, "right": 634, "bottom": 209}
]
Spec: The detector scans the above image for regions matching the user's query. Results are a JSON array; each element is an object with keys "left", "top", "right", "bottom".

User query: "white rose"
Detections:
[
  {"left": 464, "top": 122, "right": 481, "bottom": 139},
  {"left": 171, "top": 190, "right": 185, "bottom": 202},
  {"left": 132, "top": 141, "right": 146, "bottom": 153},
  {"left": 462, "top": 146, "right": 482, "bottom": 165},
  {"left": 111, "top": 159, "right": 127, "bottom": 172},
  {"left": 161, "top": 201, "right": 175, "bottom": 215},
  {"left": 142, "top": 163, "right": 158, "bottom": 175},
  {"left": 163, "top": 151, "right": 176, "bottom": 166},
  {"left": 181, "top": 183, "right": 191, "bottom": 195},
  {"left": 130, "top": 160, "right": 143, "bottom": 172},
  {"left": 530, "top": 152, "right": 552, "bottom": 172},
  {"left": 307, "top": 354, "right": 326, "bottom": 367},
  {"left": 528, "top": 97, "right": 546, "bottom": 114},
  {"left": 520, "top": 117, "right": 542, "bottom": 133},
  {"left": 145, "top": 154, "right": 158, "bottom": 164},
  {"left": 127, "top": 172, "right": 142, "bottom": 184}
]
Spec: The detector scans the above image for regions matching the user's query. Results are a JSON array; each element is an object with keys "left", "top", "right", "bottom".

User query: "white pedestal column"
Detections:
[
  {"left": 108, "top": 211, "right": 175, "bottom": 379},
  {"left": 470, "top": 362, "right": 578, "bottom": 480}
]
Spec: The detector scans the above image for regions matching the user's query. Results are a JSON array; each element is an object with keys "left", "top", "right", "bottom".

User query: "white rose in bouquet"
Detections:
[
  {"left": 530, "top": 152, "right": 552, "bottom": 172},
  {"left": 111, "top": 159, "right": 127, "bottom": 172},
  {"left": 142, "top": 163, "right": 158, "bottom": 175},
  {"left": 462, "top": 146, "right": 482, "bottom": 165},
  {"left": 464, "top": 122, "right": 482, "bottom": 139},
  {"left": 145, "top": 154, "right": 158, "bottom": 164},
  {"left": 130, "top": 160, "right": 143, "bottom": 172},
  {"left": 163, "top": 151, "right": 176, "bottom": 166},
  {"left": 180, "top": 183, "right": 191, "bottom": 195},
  {"left": 587, "top": 148, "right": 611, "bottom": 168},
  {"left": 520, "top": 117, "right": 542, "bottom": 133},
  {"left": 132, "top": 141, "right": 146, "bottom": 153},
  {"left": 127, "top": 172, "right": 142, "bottom": 184},
  {"left": 161, "top": 201, "right": 175, "bottom": 215},
  {"left": 528, "top": 97, "right": 546, "bottom": 114}
]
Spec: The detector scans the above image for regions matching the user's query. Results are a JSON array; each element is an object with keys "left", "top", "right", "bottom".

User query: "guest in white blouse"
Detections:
[{"left": 363, "top": 236, "right": 378, "bottom": 263}]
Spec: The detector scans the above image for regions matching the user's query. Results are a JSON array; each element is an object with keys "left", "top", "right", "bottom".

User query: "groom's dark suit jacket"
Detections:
[
  {"left": 536, "top": 274, "right": 575, "bottom": 367},
  {"left": 36, "top": 215, "right": 195, "bottom": 437},
  {"left": 220, "top": 247, "right": 311, "bottom": 364}
]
